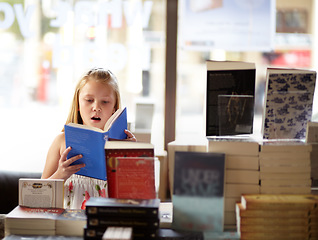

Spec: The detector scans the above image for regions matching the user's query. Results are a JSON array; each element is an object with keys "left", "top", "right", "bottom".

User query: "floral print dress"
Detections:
[{"left": 64, "top": 174, "right": 108, "bottom": 209}]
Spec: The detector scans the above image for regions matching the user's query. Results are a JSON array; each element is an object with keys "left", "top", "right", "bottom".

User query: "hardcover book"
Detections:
[
  {"left": 19, "top": 178, "right": 64, "bottom": 208},
  {"left": 206, "top": 60, "right": 256, "bottom": 136},
  {"left": 262, "top": 68, "right": 316, "bottom": 140},
  {"left": 172, "top": 151, "right": 225, "bottom": 232},
  {"left": 65, "top": 107, "right": 127, "bottom": 180},
  {"left": 105, "top": 141, "right": 155, "bottom": 199},
  {"left": 85, "top": 197, "right": 160, "bottom": 219}
]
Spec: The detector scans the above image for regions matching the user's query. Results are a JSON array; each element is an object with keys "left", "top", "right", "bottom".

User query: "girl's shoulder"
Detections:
[
  {"left": 51, "top": 132, "right": 66, "bottom": 153},
  {"left": 54, "top": 132, "right": 65, "bottom": 143}
]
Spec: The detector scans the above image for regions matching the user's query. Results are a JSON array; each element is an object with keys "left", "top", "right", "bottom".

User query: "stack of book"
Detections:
[
  {"left": 5, "top": 206, "right": 86, "bottom": 236},
  {"left": 259, "top": 140, "right": 312, "bottom": 194},
  {"left": 310, "top": 143, "right": 318, "bottom": 187},
  {"left": 208, "top": 137, "right": 260, "bottom": 230},
  {"left": 306, "top": 121, "right": 318, "bottom": 187},
  {"left": 167, "top": 138, "right": 208, "bottom": 198},
  {"left": 236, "top": 194, "right": 318, "bottom": 240},
  {"left": 84, "top": 197, "right": 160, "bottom": 240}
]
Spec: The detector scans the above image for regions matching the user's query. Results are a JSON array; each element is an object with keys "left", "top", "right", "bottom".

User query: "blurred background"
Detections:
[{"left": 0, "top": 0, "right": 317, "bottom": 172}]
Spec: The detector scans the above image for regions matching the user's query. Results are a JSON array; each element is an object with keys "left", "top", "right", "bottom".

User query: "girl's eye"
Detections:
[
  {"left": 102, "top": 101, "right": 109, "bottom": 104},
  {"left": 86, "top": 99, "right": 94, "bottom": 103}
]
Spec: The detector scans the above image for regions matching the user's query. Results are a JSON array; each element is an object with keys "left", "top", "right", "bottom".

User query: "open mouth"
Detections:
[{"left": 91, "top": 117, "right": 101, "bottom": 121}]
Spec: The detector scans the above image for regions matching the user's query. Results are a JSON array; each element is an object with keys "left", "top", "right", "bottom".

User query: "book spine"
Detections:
[
  {"left": 86, "top": 206, "right": 159, "bottom": 218},
  {"left": 87, "top": 216, "right": 160, "bottom": 229},
  {"left": 84, "top": 226, "right": 157, "bottom": 239}
]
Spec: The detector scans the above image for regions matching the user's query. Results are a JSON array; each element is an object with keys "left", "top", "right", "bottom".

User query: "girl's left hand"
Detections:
[{"left": 125, "top": 129, "right": 137, "bottom": 142}]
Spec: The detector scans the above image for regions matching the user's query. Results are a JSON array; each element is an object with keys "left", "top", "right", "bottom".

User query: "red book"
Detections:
[{"left": 105, "top": 141, "right": 155, "bottom": 199}]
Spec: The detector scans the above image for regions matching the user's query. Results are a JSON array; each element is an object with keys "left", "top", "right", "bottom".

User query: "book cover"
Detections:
[
  {"left": 85, "top": 197, "right": 160, "bottom": 219},
  {"left": 172, "top": 151, "right": 225, "bottom": 232},
  {"left": 109, "top": 157, "right": 156, "bottom": 199},
  {"left": 64, "top": 107, "right": 128, "bottom": 180},
  {"left": 19, "top": 178, "right": 64, "bottom": 209},
  {"left": 55, "top": 209, "right": 86, "bottom": 236},
  {"left": 105, "top": 141, "right": 155, "bottom": 198},
  {"left": 206, "top": 60, "right": 256, "bottom": 136},
  {"left": 262, "top": 68, "right": 316, "bottom": 140}
]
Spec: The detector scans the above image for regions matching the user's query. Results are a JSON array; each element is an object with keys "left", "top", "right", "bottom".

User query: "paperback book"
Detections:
[
  {"left": 5, "top": 206, "right": 86, "bottom": 237},
  {"left": 65, "top": 107, "right": 127, "bottom": 180},
  {"left": 262, "top": 68, "right": 316, "bottom": 140},
  {"left": 206, "top": 60, "right": 256, "bottom": 136},
  {"left": 172, "top": 151, "right": 225, "bottom": 232}
]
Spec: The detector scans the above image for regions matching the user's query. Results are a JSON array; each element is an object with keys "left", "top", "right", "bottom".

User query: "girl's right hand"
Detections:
[{"left": 53, "top": 147, "right": 85, "bottom": 180}]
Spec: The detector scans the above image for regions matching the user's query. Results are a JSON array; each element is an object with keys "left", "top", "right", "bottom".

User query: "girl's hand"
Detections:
[
  {"left": 52, "top": 147, "right": 85, "bottom": 180},
  {"left": 125, "top": 129, "right": 137, "bottom": 142}
]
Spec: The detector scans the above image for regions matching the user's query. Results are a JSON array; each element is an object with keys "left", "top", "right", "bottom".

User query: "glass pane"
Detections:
[{"left": 0, "top": 0, "right": 166, "bottom": 172}]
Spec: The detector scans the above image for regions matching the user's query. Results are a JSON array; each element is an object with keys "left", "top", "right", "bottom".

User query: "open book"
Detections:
[{"left": 64, "top": 107, "right": 127, "bottom": 180}]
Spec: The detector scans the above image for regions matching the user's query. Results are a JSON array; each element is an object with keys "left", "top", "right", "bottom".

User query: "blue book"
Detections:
[
  {"left": 172, "top": 151, "right": 225, "bottom": 233},
  {"left": 64, "top": 107, "right": 127, "bottom": 180}
]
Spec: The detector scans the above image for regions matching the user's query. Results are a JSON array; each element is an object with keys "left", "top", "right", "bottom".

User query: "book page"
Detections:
[{"left": 104, "top": 108, "right": 123, "bottom": 131}]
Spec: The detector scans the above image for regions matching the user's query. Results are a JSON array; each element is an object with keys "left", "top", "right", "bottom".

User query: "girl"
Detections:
[{"left": 42, "top": 68, "right": 136, "bottom": 209}]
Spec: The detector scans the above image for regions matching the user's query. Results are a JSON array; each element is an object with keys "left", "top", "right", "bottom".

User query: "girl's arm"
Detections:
[{"left": 42, "top": 133, "right": 85, "bottom": 180}]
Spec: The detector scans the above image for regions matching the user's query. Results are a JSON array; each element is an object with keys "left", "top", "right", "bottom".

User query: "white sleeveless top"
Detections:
[{"left": 64, "top": 174, "right": 108, "bottom": 209}]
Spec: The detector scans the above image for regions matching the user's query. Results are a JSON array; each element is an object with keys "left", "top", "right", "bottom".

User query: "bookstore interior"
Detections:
[{"left": 1, "top": 0, "right": 318, "bottom": 239}]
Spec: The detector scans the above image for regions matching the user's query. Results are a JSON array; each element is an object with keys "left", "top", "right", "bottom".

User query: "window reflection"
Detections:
[{"left": 0, "top": 0, "right": 166, "bottom": 172}]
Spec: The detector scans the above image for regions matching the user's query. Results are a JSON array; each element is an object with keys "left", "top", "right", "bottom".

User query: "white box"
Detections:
[{"left": 19, "top": 178, "right": 64, "bottom": 208}]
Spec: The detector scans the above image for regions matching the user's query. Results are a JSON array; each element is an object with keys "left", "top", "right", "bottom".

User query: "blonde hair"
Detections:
[{"left": 64, "top": 68, "right": 121, "bottom": 128}]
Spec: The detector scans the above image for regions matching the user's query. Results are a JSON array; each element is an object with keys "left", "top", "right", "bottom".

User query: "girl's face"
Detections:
[{"left": 78, "top": 80, "right": 116, "bottom": 130}]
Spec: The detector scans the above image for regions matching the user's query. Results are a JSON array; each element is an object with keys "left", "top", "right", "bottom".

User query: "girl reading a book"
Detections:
[{"left": 41, "top": 68, "right": 136, "bottom": 209}]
